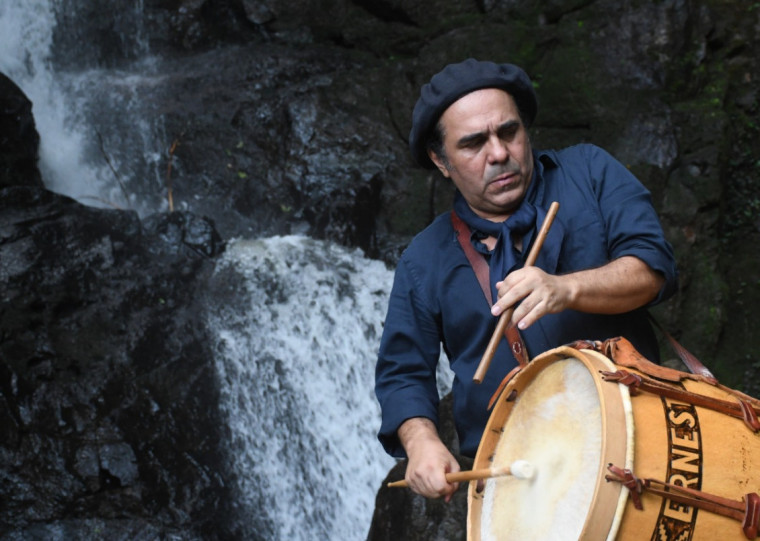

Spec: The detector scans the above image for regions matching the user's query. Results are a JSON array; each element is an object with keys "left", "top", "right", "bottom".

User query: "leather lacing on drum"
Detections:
[
  {"left": 600, "top": 369, "right": 760, "bottom": 433},
  {"left": 605, "top": 464, "right": 760, "bottom": 539},
  {"left": 571, "top": 337, "right": 760, "bottom": 433}
]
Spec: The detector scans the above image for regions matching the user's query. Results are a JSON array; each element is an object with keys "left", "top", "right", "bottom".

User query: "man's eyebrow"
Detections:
[
  {"left": 456, "top": 131, "right": 487, "bottom": 148},
  {"left": 497, "top": 119, "right": 521, "bottom": 132},
  {"left": 455, "top": 119, "right": 521, "bottom": 148}
]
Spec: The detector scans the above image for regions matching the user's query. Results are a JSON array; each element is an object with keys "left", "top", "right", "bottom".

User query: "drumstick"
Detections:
[
  {"left": 386, "top": 460, "right": 535, "bottom": 488},
  {"left": 473, "top": 201, "right": 560, "bottom": 384}
]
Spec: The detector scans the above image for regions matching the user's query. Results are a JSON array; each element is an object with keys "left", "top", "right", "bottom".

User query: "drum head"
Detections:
[{"left": 468, "top": 347, "right": 633, "bottom": 541}]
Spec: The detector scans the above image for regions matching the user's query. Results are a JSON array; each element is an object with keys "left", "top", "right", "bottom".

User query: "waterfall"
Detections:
[
  {"left": 0, "top": 0, "right": 166, "bottom": 213},
  {"left": 1, "top": 3, "right": 455, "bottom": 538},
  {"left": 207, "top": 236, "right": 396, "bottom": 539}
]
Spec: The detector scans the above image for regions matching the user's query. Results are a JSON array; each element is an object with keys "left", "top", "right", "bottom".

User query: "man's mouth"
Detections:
[{"left": 488, "top": 171, "right": 518, "bottom": 188}]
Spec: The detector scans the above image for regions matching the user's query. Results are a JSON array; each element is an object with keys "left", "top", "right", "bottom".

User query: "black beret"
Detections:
[{"left": 409, "top": 59, "right": 537, "bottom": 169}]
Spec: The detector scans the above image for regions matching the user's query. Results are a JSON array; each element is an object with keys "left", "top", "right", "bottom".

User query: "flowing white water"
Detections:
[
  {"left": 207, "top": 236, "right": 397, "bottom": 539},
  {"left": 0, "top": 0, "right": 81, "bottom": 194},
  {"left": 0, "top": 0, "right": 164, "bottom": 211}
]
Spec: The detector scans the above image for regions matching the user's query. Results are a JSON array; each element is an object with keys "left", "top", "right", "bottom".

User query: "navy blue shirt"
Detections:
[{"left": 375, "top": 144, "right": 678, "bottom": 458}]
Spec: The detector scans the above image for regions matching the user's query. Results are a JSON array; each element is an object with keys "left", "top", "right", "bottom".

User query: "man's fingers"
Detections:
[
  {"left": 515, "top": 301, "right": 541, "bottom": 330},
  {"left": 406, "top": 472, "right": 458, "bottom": 499},
  {"left": 493, "top": 269, "right": 570, "bottom": 325},
  {"left": 405, "top": 459, "right": 461, "bottom": 499},
  {"left": 491, "top": 282, "right": 525, "bottom": 316}
]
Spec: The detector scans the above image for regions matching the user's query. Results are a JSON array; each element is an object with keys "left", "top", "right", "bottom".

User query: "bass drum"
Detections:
[{"left": 467, "top": 342, "right": 760, "bottom": 540}]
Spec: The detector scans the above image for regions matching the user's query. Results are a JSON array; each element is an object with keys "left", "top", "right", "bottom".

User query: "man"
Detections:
[{"left": 375, "top": 59, "right": 677, "bottom": 500}]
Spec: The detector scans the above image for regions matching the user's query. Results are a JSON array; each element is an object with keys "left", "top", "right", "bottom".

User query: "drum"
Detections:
[{"left": 467, "top": 339, "right": 760, "bottom": 540}]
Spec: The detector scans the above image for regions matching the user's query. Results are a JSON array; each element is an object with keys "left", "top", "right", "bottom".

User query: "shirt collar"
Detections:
[
  {"left": 525, "top": 149, "right": 556, "bottom": 203},
  {"left": 535, "top": 149, "right": 558, "bottom": 168}
]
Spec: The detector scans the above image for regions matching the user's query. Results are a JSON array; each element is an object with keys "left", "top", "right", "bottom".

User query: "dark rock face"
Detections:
[
  {"left": 0, "top": 187, "right": 237, "bottom": 538},
  {"left": 146, "top": 43, "right": 407, "bottom": 256},
  {"left": 0, "top": 74, "right": 43, "bottom": 189}
]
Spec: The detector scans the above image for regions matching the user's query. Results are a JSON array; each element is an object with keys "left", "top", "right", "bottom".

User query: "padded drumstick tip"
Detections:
[{"left": 510, "top": 460, "right": 536, "bottom": 480}]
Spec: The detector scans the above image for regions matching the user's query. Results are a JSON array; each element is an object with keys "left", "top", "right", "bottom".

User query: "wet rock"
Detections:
[
  {"left": 0, "top": 186, "right": 238, "bottom": 539},
  {"left": 142, "top": 211, "right": 225, "bottom": 258},
  {"left": 0, "top": 73, "right": 43, "bottom": 189}
]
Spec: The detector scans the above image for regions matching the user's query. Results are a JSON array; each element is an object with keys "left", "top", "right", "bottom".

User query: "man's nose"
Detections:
[{"left": 486, "top": 136, "right": 509, "bottom": 164}]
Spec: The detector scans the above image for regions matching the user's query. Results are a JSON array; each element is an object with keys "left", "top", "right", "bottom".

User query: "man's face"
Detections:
[{"left": 429, "top": 88, "right": 534, "bottom": 221}]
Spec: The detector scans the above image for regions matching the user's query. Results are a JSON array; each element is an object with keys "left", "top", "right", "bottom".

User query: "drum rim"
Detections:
[{"left": 467, "top": 346, "right": 633, "bottom": 541}]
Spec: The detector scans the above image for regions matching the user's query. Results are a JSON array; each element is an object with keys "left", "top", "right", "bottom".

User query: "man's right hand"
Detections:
[{"left": 397, "top": 417, "right": 460, "bottom": 501}]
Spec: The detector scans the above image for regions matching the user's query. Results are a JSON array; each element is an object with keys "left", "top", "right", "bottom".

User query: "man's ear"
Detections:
[{"left": 427, "top": 149, "right": 450, "bottom": 178}]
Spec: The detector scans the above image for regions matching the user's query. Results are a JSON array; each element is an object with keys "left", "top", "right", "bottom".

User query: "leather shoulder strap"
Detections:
[
  {"left": 450, "top": 210, "right": 493, "bottom": 304},
  {"left": 647, "top": 314, "right": 717, "bottom": 383},
  {"left": 450, "top": 210, "right": 529, "bottom": 367}
]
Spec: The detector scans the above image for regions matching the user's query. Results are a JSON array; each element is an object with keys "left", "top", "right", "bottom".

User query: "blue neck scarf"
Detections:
[{"left": 452, "top": 189, "right": 564, "bottom": 303}]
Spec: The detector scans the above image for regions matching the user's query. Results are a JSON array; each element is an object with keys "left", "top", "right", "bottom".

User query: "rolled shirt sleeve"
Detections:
[
  {"left": 583, "top": 144, "right": 678, "bottom": 304},
  {"left": 542, "top": 144, "right": 678, "bottom": 306}
]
